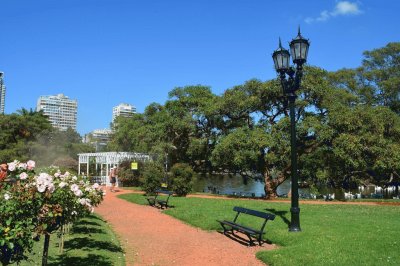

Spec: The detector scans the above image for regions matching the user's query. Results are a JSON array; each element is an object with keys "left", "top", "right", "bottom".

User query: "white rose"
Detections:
[
  {"left": 74, "top": 189, "right": 83, "bottom": 197},
  {"left": 37, "top": 184, "right": 46, "bottom": 193},
  {"left": 7, "top": 162, "right": 16, "bottom": 172},
  {"left": 19, "top": 172, "right": 28, "bottom": 180}
]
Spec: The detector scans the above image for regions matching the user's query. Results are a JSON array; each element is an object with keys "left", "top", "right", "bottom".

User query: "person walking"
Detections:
[{"left": 109, "top": 167, "right": 117, "bottom": 192}]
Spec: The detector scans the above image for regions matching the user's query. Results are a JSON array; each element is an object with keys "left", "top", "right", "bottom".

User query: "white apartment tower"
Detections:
[
  {"left": 36, "top": 93, "right": 78, "bottom": 131},
  {"left": 112, "top": 103, "right": 136, "bottom": 121},
  {"left": 0, "top": 72, "right": 5, "bottom": 114}
]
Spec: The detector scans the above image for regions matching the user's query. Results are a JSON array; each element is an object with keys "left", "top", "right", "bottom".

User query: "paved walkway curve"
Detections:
[{"left": 95, "top": 188, "right": 275, "bottom": 266}]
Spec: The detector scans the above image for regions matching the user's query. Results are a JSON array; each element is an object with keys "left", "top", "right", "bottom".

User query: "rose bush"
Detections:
[{"left": 0, "top": 160, "right": 104, "bottom": 265}]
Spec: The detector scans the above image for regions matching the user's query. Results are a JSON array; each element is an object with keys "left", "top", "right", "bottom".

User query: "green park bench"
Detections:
[
  {"left": 217, "top": 206, "right": 275, "bottom": 246},
  {"left": 146, "top": 190, "right": 173, "bottom": 209}
]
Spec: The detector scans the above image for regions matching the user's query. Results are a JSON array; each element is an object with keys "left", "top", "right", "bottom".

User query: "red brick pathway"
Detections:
[{"left": 95, "top": 188, "right": 274, "bottom": 266}]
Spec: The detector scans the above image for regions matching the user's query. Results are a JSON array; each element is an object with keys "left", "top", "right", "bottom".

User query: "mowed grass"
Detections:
[
  {"left": 119, "top": 193, "right": 400, "bottom": 266},
  {"left": 15, "top": 214, "right": 125, "bottom": 266}
]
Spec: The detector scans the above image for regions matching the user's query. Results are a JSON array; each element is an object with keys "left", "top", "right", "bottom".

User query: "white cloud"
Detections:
[
  {"left": 333, "top": 1, "right": 362, "bottom": 16},
  {"left": 316, "top": 10, "right": 330, "bottom": 22},
  {"left": 305, "top": 1, "right": 363, "bottom": 24}
]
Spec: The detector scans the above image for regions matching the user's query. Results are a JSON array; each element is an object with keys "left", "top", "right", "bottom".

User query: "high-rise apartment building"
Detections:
[
  {"left": 83, "top": 128, "right": 113, "bottom": 152},
  {"left": 0, "top": 72, "right": 5, "bottom": 114},
  {"left": 36, "top": 93, "right": 78, "bottom": 131},
  {"left": 112, "top": 103, "right": 136, "bottom": 121}
]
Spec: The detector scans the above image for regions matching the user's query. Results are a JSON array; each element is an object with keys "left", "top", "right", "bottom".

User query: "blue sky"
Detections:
[{"left": 1, "top": 0, "right": 399, "bottom": 135}]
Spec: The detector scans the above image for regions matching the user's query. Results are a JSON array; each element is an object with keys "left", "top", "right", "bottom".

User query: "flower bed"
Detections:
[{"left": 0, "top": 160, "right": 104, "bottom": 265}]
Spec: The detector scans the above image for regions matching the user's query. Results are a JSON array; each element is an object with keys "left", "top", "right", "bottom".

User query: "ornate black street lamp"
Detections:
[{"left": 272, "top": 28, "right": 310, "bottom": 232}]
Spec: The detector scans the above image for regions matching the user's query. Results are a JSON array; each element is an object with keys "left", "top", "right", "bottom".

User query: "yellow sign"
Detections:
[{"left": 131, "top": 162, "right": 138, "bottom": 170}]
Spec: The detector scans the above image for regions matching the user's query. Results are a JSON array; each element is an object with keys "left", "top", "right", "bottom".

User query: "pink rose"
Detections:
[
  {"left": 27, "top": 160, "right": 36, "bottom": 170},
  {"left": 19, "top": 172, "right": 28, "bottom": 180}
]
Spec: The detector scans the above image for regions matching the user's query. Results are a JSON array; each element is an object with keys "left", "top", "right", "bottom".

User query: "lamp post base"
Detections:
[{"left": 289, "top": 207, "right": 301, "bottom": 232}]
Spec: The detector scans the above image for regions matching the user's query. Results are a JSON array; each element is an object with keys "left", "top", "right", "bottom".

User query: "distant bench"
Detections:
[
  {"left": 146, "top": 190, "right": 173, "bottom": 209},
  {"left": 217, "top": 206, "right": 275, "bottom": 246}
]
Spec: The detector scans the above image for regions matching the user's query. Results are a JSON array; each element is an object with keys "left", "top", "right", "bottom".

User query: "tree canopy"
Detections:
[
  {"left": 109, "top": 42, "right": 400, "bottom": 198},
  {"left": 0, "top": 109, "right": 94, "bottom": 169}
]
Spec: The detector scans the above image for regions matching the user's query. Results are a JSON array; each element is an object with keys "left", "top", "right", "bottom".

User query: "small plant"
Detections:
[{"left": 170, "top": 163, "right": 195, "bottom": 196}]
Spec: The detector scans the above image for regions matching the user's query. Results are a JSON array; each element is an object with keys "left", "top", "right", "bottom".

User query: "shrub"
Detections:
[
  {"left": 117, "top": 160, "right": 144, "bottom": 187},
  {"left": 0, "top": 160, "right": 104, "bottom": 265},
  {"left": 141, "top": 162, "right": 164, "bottom": 194},
  {"left": 52, "top": 156, "right": 78, "bottom": 172},
  {"left": 170, "top": 163, "right": 195, "bottom": 196}
]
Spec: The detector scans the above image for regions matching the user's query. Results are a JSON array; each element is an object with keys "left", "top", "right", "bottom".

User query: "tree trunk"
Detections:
[
  {"left": 263, "top": 166, "right": 289, "bottom": 199},
  {"left": 263, "top": 170, "right": 277, "bottom": 199}
]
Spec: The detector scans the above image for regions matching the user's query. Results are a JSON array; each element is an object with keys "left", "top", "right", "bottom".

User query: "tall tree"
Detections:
[{"left": 0, "top": 110, "right": 52, "bottom": 162}]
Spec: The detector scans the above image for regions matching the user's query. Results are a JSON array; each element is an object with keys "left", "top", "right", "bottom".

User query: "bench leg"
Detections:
[
  {"left": 244, "top": 234, "right": 255, "bottom": 246},
  {"left": 220, "top": 223, "right": 234, "bottom": 236},
  {"left": 257, "top": 235, "right": 263, "bottom": 246},
  {"left": 147, "top": 198, "right": 155, "bottom": 206},
  {"left": 220, "top": 223, "right": 228, "bottom": 234},
  {"left": 157, "top": 202, "right": 167, "bottom": 209}
]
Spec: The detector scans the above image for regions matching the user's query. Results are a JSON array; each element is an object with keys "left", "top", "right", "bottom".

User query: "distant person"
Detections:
[{"left": 109, "top": 167, "right": 117, "bottom": 192}]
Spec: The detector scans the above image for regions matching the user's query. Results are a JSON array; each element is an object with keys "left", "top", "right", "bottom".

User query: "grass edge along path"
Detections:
[
  {"left": 14, "top": 214, "right": 125, "bottom": 266},
  {"left": 119, "top": 193, "right": 400, "bottom": 266}
]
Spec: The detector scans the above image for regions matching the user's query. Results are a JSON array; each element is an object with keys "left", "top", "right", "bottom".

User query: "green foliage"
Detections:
[
  {"left": 117, "top": 160, "right": 144, "bottom": 187},
  {"left": 30, "top": 128, "right": 94, "bottom": 169},
  {"left": 169, "top": 163, "right": 195, "bottom": 196},
  {"left": 0, "top": 111, "right": 93, "bottom": 171},
  {"left": 362, "top": 42, "right": 400, "bottom": 113},
  {"left": 211, "top": 127, "right": 270, "bottom": 174},
  {"left": 109, "top": 42, "right": 400, "bottom": 197},
  {"left": 0, "top": 110, "right": 52, "bottom": 162},
  {"left": 0, "top": 160, "right": 104, "bottom": 265},
  {"left": 141, "top": 162, "right": 164, "bottom": 194}
]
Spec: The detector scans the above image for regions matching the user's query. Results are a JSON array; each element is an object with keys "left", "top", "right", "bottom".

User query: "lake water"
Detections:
[{"left": 192, "top": 175, "right": 400, "bottom": 200}]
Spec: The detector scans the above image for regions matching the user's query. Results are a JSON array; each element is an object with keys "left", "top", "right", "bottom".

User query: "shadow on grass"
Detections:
[
  {"left": 75, "top": 220, "right": 102, "bottom": 227},
  {"left": 265, "top": 208, "right": 290, "bottom": 226},
  {"left": 48, "top": 253, "right": 113, "bottom": 266},
  {"left": 63, "top": 237, "right": 123, "bottom": 253},
  {"left": 217, "top": 231, "right": 272, "bottom": 247},
  {"left": 71, "top": 226, "right": 106, "bottom": 235}
]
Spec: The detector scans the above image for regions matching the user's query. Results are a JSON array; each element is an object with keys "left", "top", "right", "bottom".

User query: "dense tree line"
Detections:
[
  {"left": 109, "top": 42, "right": 400, "bottom": 198},
  {"left": 0, "top": 109, "right": 94, "bottom": 169}
]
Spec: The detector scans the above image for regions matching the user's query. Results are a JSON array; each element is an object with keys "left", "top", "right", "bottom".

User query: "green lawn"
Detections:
[
  {"left": 14, "top": 214, "right": 125, "bottom": 266},
  {"left": 119, "top": 193, "right": 400, "bottom": 266}
]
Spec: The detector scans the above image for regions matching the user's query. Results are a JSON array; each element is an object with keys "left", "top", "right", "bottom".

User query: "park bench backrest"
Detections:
[
  {"left": 156, "top": 190, "right": 174, "bottom": 195},
  {"left": 232, "top": 206, "right": 275, "bottom": 234}
]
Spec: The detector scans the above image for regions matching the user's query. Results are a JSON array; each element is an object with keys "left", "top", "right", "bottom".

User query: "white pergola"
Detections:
[{"left": 78, "top": 152, "right": 152, "bottom": 186}]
